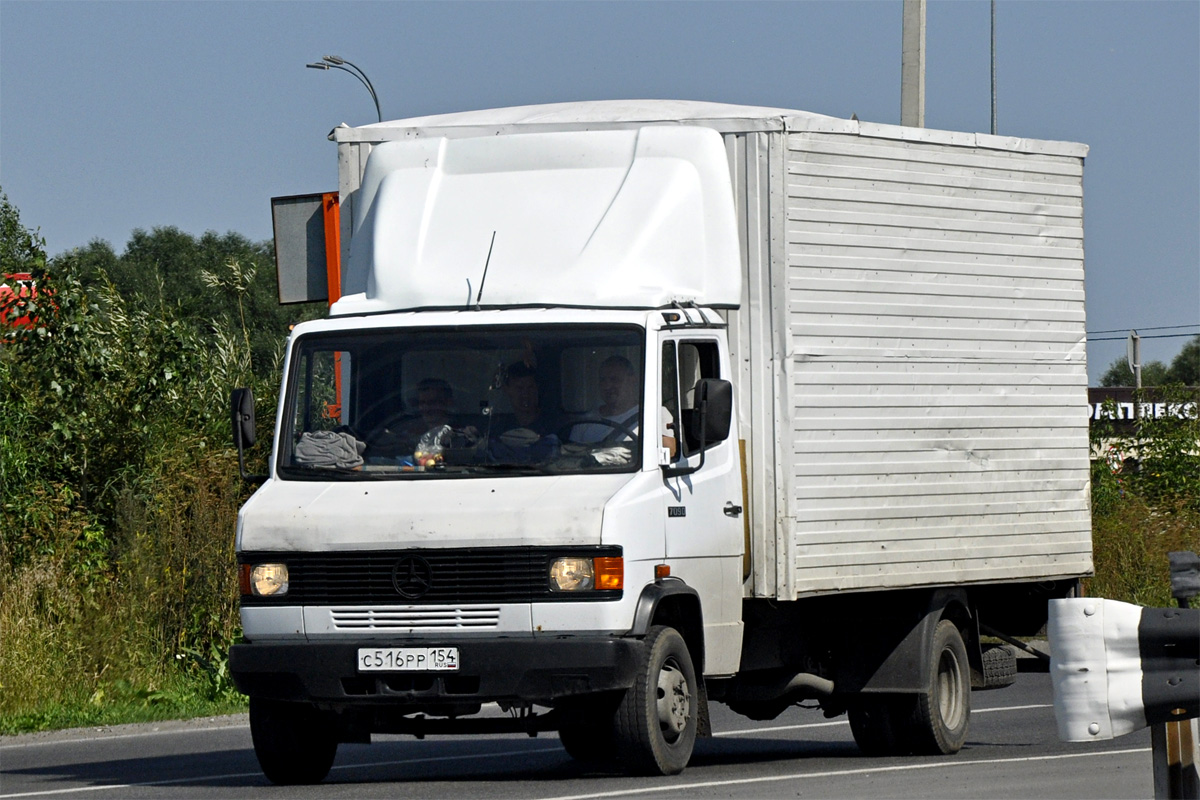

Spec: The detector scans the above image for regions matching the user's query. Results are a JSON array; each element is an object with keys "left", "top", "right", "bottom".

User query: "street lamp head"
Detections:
[{"left": 307, "top": 54, "right": 382, "bottom": 123}]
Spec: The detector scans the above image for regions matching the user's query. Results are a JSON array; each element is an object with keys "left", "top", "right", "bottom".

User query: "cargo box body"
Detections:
[{"left": 329, "top": 101, "right": 1092, "bottom": 603}]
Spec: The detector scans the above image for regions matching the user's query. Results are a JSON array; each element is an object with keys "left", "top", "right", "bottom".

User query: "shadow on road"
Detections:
[{"left": 5, "top": 733, "right": 881, "bottom": 792}]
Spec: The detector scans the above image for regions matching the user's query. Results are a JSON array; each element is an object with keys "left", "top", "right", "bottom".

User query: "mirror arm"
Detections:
[
  {"left": 661, "top": 401, "right": 708, "bottom": 479},
  {"left": 236, "top": 439, "right": 268, "bottom": 484}
]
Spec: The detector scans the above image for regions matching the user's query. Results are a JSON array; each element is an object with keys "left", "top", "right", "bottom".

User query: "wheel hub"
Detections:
[
  {"left": 656, "top": 659, "right": 691, "bottom": 738},
  {"left": 937, "top": 648, "right": 966, "bottom": 729}
]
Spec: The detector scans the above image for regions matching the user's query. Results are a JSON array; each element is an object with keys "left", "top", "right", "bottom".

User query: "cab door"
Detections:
[{"left": 658, "top": 333, "right": 745, "bottom": 675}]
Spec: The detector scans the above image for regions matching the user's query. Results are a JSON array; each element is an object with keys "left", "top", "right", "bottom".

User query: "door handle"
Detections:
[{"left": 724, "top": 502, "right": 742, "bottom": 517}]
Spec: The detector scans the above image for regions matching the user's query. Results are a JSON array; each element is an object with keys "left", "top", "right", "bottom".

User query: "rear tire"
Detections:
[
  {"left": 904, "top": 619, "right": 971, "bottom": 755},
  {"left": 249, "top": 697, "right": 338, "bottom": 785},
  {"left": 614, "top": 625, "right": 698, "bottom": 775},
  {"left": 848, "top": 698, "right": 907, "bottom": 756}
]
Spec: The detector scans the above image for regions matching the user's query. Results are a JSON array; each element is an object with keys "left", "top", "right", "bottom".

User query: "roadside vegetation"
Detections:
[
  {"left": 0, "top": 190, "right": 319, "bottom": 733},
  {"left": 1088, "top": 373, "right": 1200, "bottom": 606},
  {"left": 1, "top": 191, "right": 1197, "bottom": 734}
]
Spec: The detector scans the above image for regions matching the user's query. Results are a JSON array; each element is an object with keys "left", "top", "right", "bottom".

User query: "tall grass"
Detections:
[
  {"left": 0, "top": 254, "right": 281, "bottom": 733},
  {"left": 1086, "top": 390, "right": 1200, "bottom": 606}
]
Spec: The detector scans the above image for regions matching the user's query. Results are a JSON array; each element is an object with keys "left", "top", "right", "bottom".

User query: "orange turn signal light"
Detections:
[
  {"left": 594, "top": 557, "right": 624, "bottom": 590},
  {"left": 655, "top": 563, "right": 671, "bottom": 580}
]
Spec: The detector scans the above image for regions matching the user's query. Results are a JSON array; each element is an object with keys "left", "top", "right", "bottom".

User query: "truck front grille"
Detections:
[
  {"left": 330, "top": 605, "right": 501, "bottom": 630},
  {"left": 239, "top": 546, "right": 621, "bottom": 606}
]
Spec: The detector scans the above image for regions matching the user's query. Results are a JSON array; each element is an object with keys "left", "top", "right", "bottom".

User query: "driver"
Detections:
[
  {"left": 413, "top": 378, "right": 454, "bottom": 431},
  {"left": 367, "top": 378, "right": 468, "bottom": 459},
  {"left": 393, "top": 378, "right": 456, "bottom": 443},
  {"left": 570, "top": 356, "right": 640, "bottom": 443},
  {"left": 569, "top": 356, "right": 677, "bottom": 458}
]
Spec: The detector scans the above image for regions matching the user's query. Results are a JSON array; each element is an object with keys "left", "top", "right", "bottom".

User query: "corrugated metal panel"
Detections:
[
  {"left": 724, "top": 130, "right": 782, "bottom": 598},
  {"left": 782, "top": 130, "right": 1091, "bottom": 597}
]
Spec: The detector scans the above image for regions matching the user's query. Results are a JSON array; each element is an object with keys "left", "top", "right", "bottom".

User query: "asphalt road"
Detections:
[{"left": 0, "top": 673, "right": 1152, "bottom": 799}]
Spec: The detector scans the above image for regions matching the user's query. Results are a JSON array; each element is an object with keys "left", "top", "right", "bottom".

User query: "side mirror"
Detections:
[
  {"left": 690, "top": 379, "right": 732, "bottom": 444},
  {"left": 232, "top": 387, "right": 256, "bottom": 448},
  {"left": 231, "top": 388, "right": 267, "bottom": 483},
  {"left": 663, "top": 378, "right": 734, "bottom": 479}
]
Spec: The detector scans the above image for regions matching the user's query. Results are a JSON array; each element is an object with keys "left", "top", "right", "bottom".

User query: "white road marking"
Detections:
[
  {"left": 536, "top": 747, "right": 1153, "bottom": 800},
  {"left": 0, "top": 704, "right": 1051, "bottom": 750},
  {"left": 712, "top": 703, "right": 1052, "bottom": 737},
  {"left": 0, "top": 724, "right": 248, "bottom": 750},
  {"left": 0, "top": 745, "right": 564, "bottom": 798},
  {"left": 714, "top": 720, "right": 846, "bottom": 736},
  {"left": 0, "top": 700, "right": 1069, "bottom": 798},
  {"left": 975, "top": 703, "right": 1054, "bottom": 714}
]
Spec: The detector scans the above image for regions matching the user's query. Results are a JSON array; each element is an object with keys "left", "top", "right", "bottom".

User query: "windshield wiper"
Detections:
[
  {"left": 463, "top": 462, "right": 550, "bottom": 474},
  {"left": 279, "top": 465, "right": 379, "bottom": 479}
]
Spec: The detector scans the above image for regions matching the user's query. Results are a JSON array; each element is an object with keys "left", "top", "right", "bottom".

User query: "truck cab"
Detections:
[{"left": 233, "top": 122, "right": 749, "bottom": 782}]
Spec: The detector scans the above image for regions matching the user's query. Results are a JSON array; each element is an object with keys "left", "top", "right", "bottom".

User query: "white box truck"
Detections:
[{"left": 230, "top": 100, "right": 1092, "bottom": 784}]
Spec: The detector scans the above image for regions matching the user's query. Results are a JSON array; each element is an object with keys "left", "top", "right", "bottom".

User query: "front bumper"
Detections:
[{"left": 230, "top": 636, "right": 640, "bottom": 707}]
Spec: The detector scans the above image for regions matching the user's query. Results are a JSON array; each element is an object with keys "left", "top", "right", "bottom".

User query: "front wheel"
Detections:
[
  {"left": 614, "top": 625, "right": 698, "bottom": 775},
  {"left": 557, "top": 695, "right": 618, "bottom": 764},
  {"left": 249, "top": 697, "right": 338, "bottom": 785}
]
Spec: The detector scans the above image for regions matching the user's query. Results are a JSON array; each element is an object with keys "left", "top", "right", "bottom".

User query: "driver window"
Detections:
[
  {"left": 662, "top": 341, "right": 680, "bottom": 461},
  {"left": 666, "top": 339, "right": 721, "bottom": 457}
]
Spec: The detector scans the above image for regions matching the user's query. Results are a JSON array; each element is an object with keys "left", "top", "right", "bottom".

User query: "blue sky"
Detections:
[{"left": 2, "top": 1, "right": 1197, "bottom": 382}]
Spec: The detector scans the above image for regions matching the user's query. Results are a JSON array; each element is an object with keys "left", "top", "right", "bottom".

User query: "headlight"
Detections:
[
  {"left": 549, "top": 557, "right": 594, "bottom": 591},
  {"left": 548, "top": 556, "right": 623, "bottom": 592},
  {"left": 244, "top": 563, "right": 289, "bottom": 597}
]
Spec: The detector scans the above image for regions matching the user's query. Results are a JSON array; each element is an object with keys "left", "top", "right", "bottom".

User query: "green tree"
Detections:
[
  {"left": 1100, "top": 336, "right": 1200, "bottom": 387},
  {"left": 73, "top": 227, "right": 319, "bottom": 381},
  {"left": 1165, "top": 336, "right": 1199, "bottom": 385},
  {"left": 1099, "top": 357, "right": 1169, "bottom": 387},
  {"left": 0, "top": 190, "right": 45, "bottom": 275}
]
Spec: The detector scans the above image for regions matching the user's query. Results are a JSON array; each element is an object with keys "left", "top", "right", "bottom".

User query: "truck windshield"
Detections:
[{"left": 278, "top": 325, "right": 646, "bottom": 479}]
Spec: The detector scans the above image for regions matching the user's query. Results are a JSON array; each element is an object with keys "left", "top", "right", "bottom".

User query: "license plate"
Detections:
[{"left": 357, "top": 647, "right": 460, "bottom": 672}]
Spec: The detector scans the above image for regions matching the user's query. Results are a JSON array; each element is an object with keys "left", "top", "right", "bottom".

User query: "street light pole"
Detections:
[
  {"left": 306, "top": 54, "right": 382, "bottom": 123},
  {"left": 991, "top": 0, "right": 997, "bottom": 135}
]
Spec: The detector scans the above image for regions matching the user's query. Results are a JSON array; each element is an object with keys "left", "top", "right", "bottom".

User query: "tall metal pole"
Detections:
[
  {"left": 991, "top": 0, "right": 997, "bottom": 135},
  {"left": 901, "top": 0, "right": 927, "bottom": 128}
]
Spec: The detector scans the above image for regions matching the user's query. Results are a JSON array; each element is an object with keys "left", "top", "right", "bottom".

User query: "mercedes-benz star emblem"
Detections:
[{"left": 392, "top": 555, "right": 433, "bottom": 599}]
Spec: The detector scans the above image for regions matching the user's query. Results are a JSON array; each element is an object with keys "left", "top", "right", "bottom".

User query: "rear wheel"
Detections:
[
  {"left": 249, "top": 697, "right": 338, "bottom": 785},
  {"left": 848, "top": 698, "right": 906, "bottom": 756},
  {"left": 614, "top": 625, "right": 698, "bottom": 775},
  {"left": 904, "top": 619, "right": 971, "bottom": 754}
]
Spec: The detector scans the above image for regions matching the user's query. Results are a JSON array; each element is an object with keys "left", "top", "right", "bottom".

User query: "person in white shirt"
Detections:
[{"left": 570, "top": 355, "right": 677, "bottom": 458}]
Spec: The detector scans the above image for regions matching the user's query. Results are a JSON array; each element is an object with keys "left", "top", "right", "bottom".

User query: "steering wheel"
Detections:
[
  {"left": 559, "top": 417, "right": 640, "bottom": 448},
  {"left": 355, "top": 388, "right": 411, "bottom": 437}
]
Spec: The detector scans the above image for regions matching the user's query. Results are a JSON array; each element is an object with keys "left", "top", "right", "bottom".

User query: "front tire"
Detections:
[
  {"left": 557, "top": 695, "right": 618, "bottom": 764},
  {"left": 249, "top": 697, "right": 338, "bottom": 785},
  {"left": 614, "top": 625, "right": 698, "bottom": 775}
]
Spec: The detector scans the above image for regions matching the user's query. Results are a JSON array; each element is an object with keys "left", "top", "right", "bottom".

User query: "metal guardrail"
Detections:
[{"left": 1049, "top": 551, "right": 1200, "bottom": 799}]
